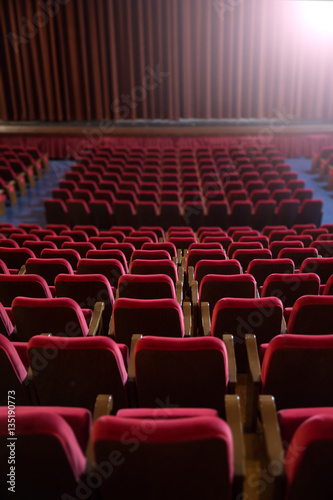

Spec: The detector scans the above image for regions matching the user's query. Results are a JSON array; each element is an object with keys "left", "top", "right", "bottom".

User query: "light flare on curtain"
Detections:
[{"left": 0, "top": 0, "right": 332, "bottom": 122}]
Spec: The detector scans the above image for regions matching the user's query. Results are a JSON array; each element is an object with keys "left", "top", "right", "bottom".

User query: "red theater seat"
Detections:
[
  {"left": 134, "top": 336, "right": 230, "bottom": 416},
  {"left": 112, "top": 298, "right": 185, "bottom": 348},
  {"left": 28, "top": 335, "right": 128, "bottom": 414},
  {"left": 261, "top": 273, "right": 320, "bottom": 308},
  {"left": 92, "top": 412, "right": 240, "bottom": 500},
  {"left": 12, "top": 296, "right": 96, "bottom": 341},
  {"left": 0, "top": 408, "right": 88, "bottom": 499}
]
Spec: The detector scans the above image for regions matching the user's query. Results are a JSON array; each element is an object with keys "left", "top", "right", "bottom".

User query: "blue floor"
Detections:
[
  {"left": 0, "top": 161, "right": 72, "bottom": 227},
  {"left": 286, "top": 157, "right": 333, "bottom": 225},
  {"left": 0, "top": 157, "right": 332, "bottom": 227}
]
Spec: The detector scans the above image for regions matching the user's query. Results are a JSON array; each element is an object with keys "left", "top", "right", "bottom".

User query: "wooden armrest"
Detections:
[
  {"left": 115, "top": 288, "right": 120, "bottom": 300},
  {"left": 259, "top": 395, "right": 286, "bottom": 498},
  {"left": 127, "top": 334, "right": 142, "bottom": 408},
  {"left": 5, "top": 181, "right": 18, "bottom": 205},
  {"left": 92, "top": 394, "right": 113, "bottom": 422},
  {"left": 88, "top": 301, "right": 105, "bottom": 336},
  {"left": 172, "top": 256, "right": 178, "bottom": 266},
  {"left": 177, "top": 264, "right": 184, "bottom": 283},
  {"left": 223, "top": 334, "right": 237, "bottom": 394},
  {"left": 281, "top": 315, "right": 287, "bottom": 334},
  {"left": 183, "top": 301, "right": 192, "bottom": 336},
  {"left": 225, "top": 395, "right": 246, "bottom": 495},
  {"left": 128, "top": 334, "right": 143, "bottom": 380},
  {"left": 18, "top": 265, "right": 26, "bottom": 275},
  {"left": 191, "top": 280, "right": 198, "bottom": 307},
  {"left": 245, "top": 334, "right": 262, "bottom": 432},
  {"left": 183, "top": 249, "right": 188, "bottom": 259},
  {"left": 201, "top": 301, "right": 211, "bottom": 336},
  {"left": 108, "top": 313, "right": 115, "bottom": 338},
  {"left": 190, "top": 280, "right": 199, "bottom": 336},
  {"left": 176, "top": 280, "right": 183, "bottom": 306},
  {"left": 177, "top": 248, "right": 182, "bottom": 263},
  {"left": 187, "top": 266, "right": 194, "bottom": 287},
  {"left": 86, "top": 394, "right": 113, "bottom": 465}
]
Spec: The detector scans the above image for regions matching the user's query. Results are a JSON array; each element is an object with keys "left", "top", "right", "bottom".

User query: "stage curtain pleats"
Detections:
[{"left": 0, "top": 0, "right": 332, "bottom": 121}]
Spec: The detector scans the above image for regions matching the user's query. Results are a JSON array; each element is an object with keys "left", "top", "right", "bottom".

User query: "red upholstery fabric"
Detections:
[
  {"left": 12, "top": 296, "right": 89, "bottom": 339},
  {"left": 285, "top": 415, "right": 333, "bottom": 500},
  {"left": 0, "top": 259, "right": 10, "bottom": 274},
  {"left": 116, "top": 408, "right": 219, "bottom": 419},
  {"left": 86, "top": 249, "right": 129, "bottom": 273},
  {"left": 131, "top": 249, "right": 171, "bottom": 261},
  {"left": 113, "top": 298, "right": 184, "bottom": 347},
  {"left": 101, "top": 242, "right": 135, "bottom": 262},
  {"left": 261, "top": 334, "right": 333, "bottom": 410},
  {"left": 0, "top": 408, "right": 86, "bottom": 498},
  {"left": 0, "top": 303, "right": 14, "bottom": 337},
  {"left": 199, "top": 274, "right": 257, "bottom": 312},
  {"left": 194, "top": 259, "right": 242, "bottom": 284},
  {"left": 142, "top": 241, "right": 177, "bottom": 258},
  {"left": 287, "top": 295, "right": 333, "bottom": 334},
  {"left": 92, "top": 415, "right": 233, "bottom": 498},
  {"left": 118, "top": 274, "right": 176, "bottom": 300},
  {"left": 130, "top": 259, "right": 178, "bottom": 283},
  {"left": 134, "top": 336, "right": 228, "bottom": 416},
  {"left": 0, "top": 274, "right": 53, "bottom": 307},
  {"left": 28, "top": 335, "right": 128, "bottom": 413},
  {"left": 25, "top": 257, "right": 74, "bottom": 285},
  {"left": 261, "top": 273, "right": 320, "bottom": 308},
  {"left": 277, "top": 407, "right": 333, "bottom": 450},
  {"left": 247, "top": 258, "right": 295, "bottom": 287},
  {"left": 77, "top": 258, "right": 125, "bottom": 288},
  {"left": 0, "top": 334, "right": 27, "bottom": 383}
]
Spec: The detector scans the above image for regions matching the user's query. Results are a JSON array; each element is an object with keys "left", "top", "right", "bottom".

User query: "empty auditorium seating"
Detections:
[
  {"left": 92, "top": 407, "right": 244, "bottom": 499},
  {"left": 259, "top": 398, "right": 333, "bottom": 499},
  {"left": 246, "top": 334, "right": 333, "bottom": 430},
  {"left": 55, "top": 273, "right": 115, "bottom": 336},
  {"left": 286, "top": 295, "right": 333, "bottom": 334},
  {"left": 0, "top": 274, "right": 52, "bottom": 306},
  {"left": 25, "top": 257, "right": 73, "bottom": 286},
  {"left": 0, "top": 334, "right": 31, "bottom": 404},
  {"left": 211, "top": 297, "right": 284, "bottom": 372},
  {"left": 111, "top": 298, "right": 188, "bottom": 347},
  {"left": 0, "top": 407, "right": 89, "bottom": 499},
  {"left": 27, "top": 335, "right": 127, "bottom": 413},
  {"left": 133, "top": 335, "right": 232, "bottom": 416},
  {"left": 261, "top": 274, "right": 320, "bottom": 307},
  {"left": 12, "top": 296, "right": 104, "bottom": 341}
]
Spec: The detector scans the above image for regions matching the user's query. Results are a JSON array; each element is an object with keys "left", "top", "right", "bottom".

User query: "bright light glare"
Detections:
[{"left": 299, "top": 1, "right": 333, "bottom": 38}]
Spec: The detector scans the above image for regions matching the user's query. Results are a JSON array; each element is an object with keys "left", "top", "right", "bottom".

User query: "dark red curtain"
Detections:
[{"left": 1, "top": 0, "right": 333, "bottom": 121}]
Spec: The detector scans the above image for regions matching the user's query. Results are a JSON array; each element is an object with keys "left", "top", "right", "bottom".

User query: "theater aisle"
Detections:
[{"left": 0, "top": 161, "right": 71, "bottom": 227}]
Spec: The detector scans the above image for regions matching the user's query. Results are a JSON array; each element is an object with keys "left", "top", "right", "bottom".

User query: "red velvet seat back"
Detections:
[
  {"left": 0, "top": 274, "right": 52, "bottom": 306},
  {"left": 261, "top": 334, "right": 333, "bottom": 410},
  {"left": 28, "top": 335, "right": 128, "bottom": 413},
  {"left": 93, "top": 414, "right": 233, "bottom": 500},
  {"left": 199, "top": 274, "right": 257, "bottom": 315},
  {"left": 12, "top": 296, "right": 89, "bottom": 341},
  {"left": 211, "top": 297, "right": 283, "bottom": 372},
  {"left": 0, "top": 408, "right": 87, "bottom": 499},
  {"left": 287, "top": 295, "right": 333, "bottom": 334},
  {"left": 113, "top": 298, "right": 184, "bottom": 347},
  {"left": 135, "top": 336, "right": 229, "bottom": 416}
]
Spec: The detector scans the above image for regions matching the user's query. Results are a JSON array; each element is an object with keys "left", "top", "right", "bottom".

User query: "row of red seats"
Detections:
[
  {"left": 0, "top": 320, "right": 332, "bottom": 497},
  {"left": 46, "top": 144, "right": 322, "bottom": 229},
  {"left": 0, "top": 219, "right": 333, "bottom": 496},
  {"left": 44, "top": 196, "right": 323, "bottom": 230}
]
